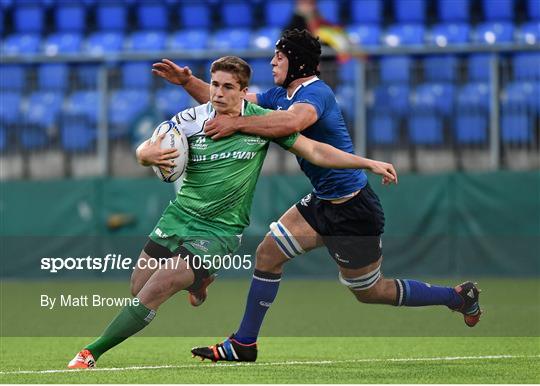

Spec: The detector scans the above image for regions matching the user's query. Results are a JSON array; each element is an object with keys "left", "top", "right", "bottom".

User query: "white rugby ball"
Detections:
[{"left": 150, "top": 120, "right": 188, "bottom": 183}]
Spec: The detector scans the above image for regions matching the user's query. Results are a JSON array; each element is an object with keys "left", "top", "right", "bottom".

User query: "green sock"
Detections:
[{"left": 85, "top": 300, "right": 156, "bottom": 361}]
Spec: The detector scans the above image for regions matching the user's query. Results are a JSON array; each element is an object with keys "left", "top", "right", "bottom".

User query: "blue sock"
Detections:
[
  {"left": 395, "top": 279, "right": 462, "bottom": 308},
  {"left": 234, "top": 269, "right": 281, "bottom": 344}
]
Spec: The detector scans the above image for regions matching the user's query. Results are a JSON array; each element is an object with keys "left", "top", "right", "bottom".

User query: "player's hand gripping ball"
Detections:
[{"left": 150, "top": 120, "right": 188, "bottom": 183}]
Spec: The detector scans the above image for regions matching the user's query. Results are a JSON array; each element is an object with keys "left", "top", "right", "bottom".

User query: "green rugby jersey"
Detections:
[{"left": 171, "top": 100, "right": 298, "bottom": 234}]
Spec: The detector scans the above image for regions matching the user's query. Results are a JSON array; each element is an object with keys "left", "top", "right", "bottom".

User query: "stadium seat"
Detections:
[
  {"left": 502, "top": 82, "right": 540, "bottom": 112},
  {"left": 122, "top": 62, "right": 153, "bottom": 88},
  {"left": 338, "top": 59, "right": 357, "bottom": 83},
  {"left": 170, "top": 30, "right": 209, "bottom": 50},
  {"left": 265, "top": 0, "right": 294, "bottom": 27},
  {"left": 43, "top": 33, "right": 83, "bottom": 55},
  {"left": 19, "top": 127, "right": 49, "bottom": 150},
  {"left": 221, "top": 1, "right": 253, "bottom": 28},
  {"left": 85, "top": 32, "right": 124, "bottom": 54},
  {"left": 380, "top": 56, "right": 412, "bottom": 83},
  {"left": 501, "top": 108, "right": 533, "bottom": 144},
  {"left": 394, "top": 0, "right": 426, "bottom": 23},
  {"left": 0, "top": 127, "right": 7, "bottom": 152},
  {"left": 373, "top": 84, "right": 410, "bottom": 116},
  {"left": 2, "top": 34, "right": 41, "bottom": 56},
  {"left": 61, "top": 114, "right": 96, "bottom": 152},
  {"left": 454, "top": 112, "right": 488, "bottom": 144},
  {"left": 0, "top": 92, "right": 22, "bottom": 125},
  {"left": 346, "top": 24, "right": 381, "bottom": 46},
  {"left": 473, "top": 22, "right": 514, "bottom": 44},
  {"left": 65, "top": 91, "right": 99, "bottom": 124},
  {"left": 468, "top": 54, "right": 493, "bottom": 82},
  {"left": 25, "top": 91, "right": 64, "bottom": 128},
  {"left": 249, "top": 59, "right": 274, "bottom": 87},
  {"left": 482, "top": 0, "right": 514, "bottom": 21},
  {"left": 427, "top": 23, "right": 470, "bottom": 46},
  {"left": 456, "top": 83, "right": 490, "bottom": 111},
  {"left": 179, "top": 1, "right": 211, "bottom": 29},
  {"left": 513, "top": 53, "right": 540, "bottom": 81},
  {"left": 55, "top": 3, "right": 86, "bottom": 32},
  {"left": 108, "top": 89, "right": 150, "bottom": 138},
  {"left": 155, "top": 88, "right": 191, "bottom": 118},
  {"left": 529, "top": 0, "right": 540, "bottom": 20},
  {"left": 423, "top": 55, "right": 458, "bottom": 82},
  {"left": 96, "top": 3, "right": 127, "bottom": 31},
  {"left": 408, "top": 110, "right": 444, "bottom": 145},
  {"left": 350, "top": 0, "right": 382, "bottom": 24},
  {"left": 318, "top": 0, "right": 340, "bottom": 25},
  {"left": 515, "top": 22, "right": 540, "bottom": 45},
  {"left": 137, "top": 2, "right": 168, "bottom": 30},
  {"left": 251, "top": 27, "right": 281, "bottom": 50},
  {"left": 130, "top": 31, "right": 167, "bottom": 52},
  {"left": 368, "top": 109, "right": 399, "bottom": 145},
  {"left": 413, "top": 83, "right": 455, "bottom": 116},
  {"left": 211, "top": 29, "right": 251, "bottom": 50},
  {"left": 0, "top": 65, "right": 26, "bottom": 91},
  {"left": 335, "top": 85, "right": 355, "bottom": 119},
  {"left": 38, "top": 63, "right": 69, "bottom": 91},
  {"left": 383, "top": 24, "right": 425, "bottom": 46},
  {"left": 14, "top": 4, "right": 44, "bottom": 33},
  {"left": 75, "top": 64, "right": 99, "bottom": 88},
  {"left": 437, "top": 0, "right": 469, "bottom": 22}
]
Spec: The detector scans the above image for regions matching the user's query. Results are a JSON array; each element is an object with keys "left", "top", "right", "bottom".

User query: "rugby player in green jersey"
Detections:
[{"left": 68, "top": 56, "right": 396, "bottom": 369}]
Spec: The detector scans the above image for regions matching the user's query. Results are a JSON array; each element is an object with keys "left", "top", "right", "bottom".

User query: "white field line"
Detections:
[{"left": 1, "top": 354, "right": 539, "bottom": 376}]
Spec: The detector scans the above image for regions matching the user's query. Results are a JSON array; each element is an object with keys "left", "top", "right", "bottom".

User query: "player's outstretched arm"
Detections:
[
  {"left": 135, "top": 134, "right": 179, "bottom": 168},
  {"left": 289, "top": 135, "right": 398, "bottom": 185}
]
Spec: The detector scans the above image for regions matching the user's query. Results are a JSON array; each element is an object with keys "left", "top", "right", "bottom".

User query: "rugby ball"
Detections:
[{"left": 150, "top": 120, "right": 189, "bottom": 183}]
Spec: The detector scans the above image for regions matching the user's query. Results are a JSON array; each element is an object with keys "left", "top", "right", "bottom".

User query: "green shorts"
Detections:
[{"left": 149, "top": 201, "right": 242, "bottom": 275}]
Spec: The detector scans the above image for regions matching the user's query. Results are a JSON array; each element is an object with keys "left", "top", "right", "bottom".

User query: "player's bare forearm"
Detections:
[
  {"left": 236, "top": 110, "right": 301, "bottom": 138},
  {"left": 183, "top": 76, "right": 211, "bottom": 104},
  {"left": 136, "top": 137, "right": 178, "bottom": 168}
]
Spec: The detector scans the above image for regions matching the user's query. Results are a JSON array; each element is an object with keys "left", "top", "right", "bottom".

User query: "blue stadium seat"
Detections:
[
  {"left": 513, "top": 53, "right": 540, "bottom": 81},
  {"left": 468, "top": 54, "right": 493, "bottom": 82},
  {"left": 0, "top": 92, "right": 22, "bottom": 125},
  {"left": 38, "top": 63, "right": 69, "bottom": 91},
  {"left": 211, "top": 29, "right": 250, "bottom": 50},
  {"left": 65, "top": 91, "right": 99, "bottom": 124},
  {"left": 529, "top": 0, "right": 540, "bottom": 20},
  {"left": 108, "top": 89, "right": 150, "bottom": 138},
  {"left": 0, "top": 127, "right": 7, "bottom": 152},
  {"left": 454, "top": 112, "right": 488, "bottom": 144},
  {"left": 413, "top": 83, "right": 455, "bottom": 116},
  {"left": 369, "top": 109, "right": 398, "bottom": 145},
  {"left": 25, "top": 91, "right": 64, "bottom": 128},
  {"left": 346, "top": 24, "right": 381, "bottom": 46},
  {"left": 265, "top": 0, "right": 294, "bottom": 27},
  {"left": 394, "top": 0, "right": 425, "bottom": 23},
  {"left": 122, "top": 62, "right": 152, "bottom": 88},
  {"left": 383, "top": 24, "right": 425, "bottom": 46},
  {"left": 408, "top": 110, "right": 444, "bottom": 145},
  {"left": 251, "top": 27, "right": 281, "bottom": 50},
  {"left": 428, "top": 23, "right": 470, "bottom": 46},
  {"left": 137, "top": 2, "right": 168, "bottom": 30},
  {"left": 249, "top": 59, "right": 273, "bottom": 87},
  {"left": 96, "top": 3, "right": 127, "bottom": 31},
  {"left": 19, "top": 128, "right": 49, "bottom": 150},
  {"left": 0, "top": 65, "right": 26, "bottom": 91},
  {"left": 85, "top": 32, "right": 124, "bottom": 54},
  {"left": 502, "top": 82, "right": 540, "bottom": 112},
  {"left": 335, "top": 85, "right": 355, "bottom": 119},
  {"left": 74, "top": 64, "right": 99, "bottom": 88},
  {"left": 473, "top": 22, "right": 514, "bottom": 44},
  {"left": 170, "top": 30, "right": 209, "bottom": 50},
  {"left": 373, "top": 85, "right": 410, "bottom": 116},
  {"left": 338, "top": 59, "right": 356, "bottom": 83},
  {"left": 457, "top": 83, "right": 490, "bottom": 111},
  {"left": 2, "top": 34, "right": 41, "bottom": 56},
  {"left": 155, "top": 88, "right": 191, "bottom": 118},
  {"left": 318, "top": 0, "right": 340, "bottom": 25},
  {"left": 380, "top": 56, "right": 412, "bottom": 83},
  {"left": 179, "top": 2, "right": 211, "bottom": 29},
  {"left": 438, "top": 0, "right": 469, "bottom": 22},
  {"left": 221, "top": 1, "right": 252, "bottom": 28},
  {"left": 61, "top": 114, "right": 96, "bottom": 152},
  {"left": 483, "top": 0, "right": 514, "bottom": 21},
  {"left": 43, "top": 33, "right": 83, "bottom": 55},
  {"left": 423, "top": 55, "right": 458, "bottom": 82},
  {"left": 350, "top": 0, "right": 382, "bottom": 24},
  {"left": 55, "top": 3, "right": 86, "bottom": 32},
  {"left": 14, "top": 4, "right": 44, "bottom": 33},
  {"left": 516, "top": 22, "right": 540, "bottom": 45},
  {"left": 501, "top": 108, "right": 533, "bottom": 144},
  {"left": 130, "top": 31, "right": 167, "bottom": 52}
]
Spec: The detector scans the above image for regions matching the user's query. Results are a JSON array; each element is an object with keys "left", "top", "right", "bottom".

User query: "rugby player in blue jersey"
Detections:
[{"left": 153, "top": 29, "right": 481, "bottom": 362}]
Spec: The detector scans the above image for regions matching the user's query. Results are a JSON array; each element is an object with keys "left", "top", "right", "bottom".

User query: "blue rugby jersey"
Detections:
[{"left": 256, "top": 77, "right": 367, "bottom": 199}]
